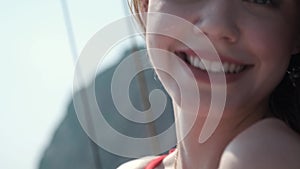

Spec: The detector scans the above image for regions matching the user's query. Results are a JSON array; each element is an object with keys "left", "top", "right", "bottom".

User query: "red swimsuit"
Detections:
[
  {"left": 144, "top": 149, "right": 175, "bottom": 169},
  {"left": 144, "top": 154, "right": 168, "bottom": 169}
]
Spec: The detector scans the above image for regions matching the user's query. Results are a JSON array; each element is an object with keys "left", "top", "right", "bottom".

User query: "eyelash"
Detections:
[
  {"left": 243, "top": 0, "right": 279, "bottom": 7},
  {"left": 248, "top": 0, "right": 273, "bottom": 5}
]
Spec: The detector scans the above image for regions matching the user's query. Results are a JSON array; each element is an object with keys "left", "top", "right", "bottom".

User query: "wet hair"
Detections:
[{"left": 128, "top": 0, "right": 300, "bottom": 134}]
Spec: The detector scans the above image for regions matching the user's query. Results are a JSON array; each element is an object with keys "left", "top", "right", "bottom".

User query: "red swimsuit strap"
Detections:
[
  {"left": 144, "top": 149, "right": 176, "bottom": 169},
  {"left": 144, "top": 154, "right": 168, "bottom": 169}
]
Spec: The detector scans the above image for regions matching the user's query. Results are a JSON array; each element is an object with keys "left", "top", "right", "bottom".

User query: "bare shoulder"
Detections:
[
  {"left": 117, "top": 156, "right": 157, "bottom": 169},
  {"left": 219, "top": 118, "right": 300, "bottom": 169}
]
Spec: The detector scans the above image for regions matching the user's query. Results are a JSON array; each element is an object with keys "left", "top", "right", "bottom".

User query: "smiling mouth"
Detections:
[{"left": 175, "top": 51, "right": 253, "bottom": 74}]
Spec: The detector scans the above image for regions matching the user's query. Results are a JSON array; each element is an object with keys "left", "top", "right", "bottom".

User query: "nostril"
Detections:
[{"left": 202, "top": 28, "right": 239, "bottom": 43}]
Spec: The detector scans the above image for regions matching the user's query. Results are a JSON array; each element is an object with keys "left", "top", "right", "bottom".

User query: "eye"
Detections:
[
  {"left": 249, "top": 0, "right": 273, "bottom": 5},
  {"left": 243, "top": 0, "right": 280, "bottom": 7},
  {"left": 243, "top": 0, "right": 278, "bottom": 5}
]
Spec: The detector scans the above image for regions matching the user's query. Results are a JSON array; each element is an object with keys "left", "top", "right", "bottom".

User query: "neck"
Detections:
[{"left": 173, "top": 100, "right": 269, "bottom": 169}]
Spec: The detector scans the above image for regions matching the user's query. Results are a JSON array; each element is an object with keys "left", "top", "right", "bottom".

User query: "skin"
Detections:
[
  {"left": 145, "top": 0, "right": 300, "bottom": 117},
  {"left": 119, "top": 0, "right": 300, "bottom": 168}
]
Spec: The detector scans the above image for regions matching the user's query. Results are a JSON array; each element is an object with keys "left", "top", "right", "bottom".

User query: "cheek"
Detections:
[
  {"left": 146, "top": 35, "right": 179, "bottom": 99},
  {"left": 146, "top": 48, "right": 182, "bottom": 105},
  {"left": 235, "top": 19, "right": 296, "bottom": 104},
  {"left": 148, "top": 0, "right": 186, "bottom": 14},
  {"left": 243, "top": 19, "right": 293, "bottom": 70},
  {"left": 146, "top": 34, "right": 170, "bottom": 50},
  {"left": 241, "top": 11, "right": 296, "bottom": 62}
]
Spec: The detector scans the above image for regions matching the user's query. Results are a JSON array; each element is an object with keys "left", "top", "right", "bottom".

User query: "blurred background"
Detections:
[
  {"left": 1, "top": 1, "right": 174, "bottom": 169},
  {"left": 1, "top": 0, "right": 124, "bottom": 168}
]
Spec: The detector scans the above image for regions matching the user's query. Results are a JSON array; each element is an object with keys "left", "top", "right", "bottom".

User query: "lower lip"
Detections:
[{"left": 185, "top": 62, "right": 251, "bottom": 84}]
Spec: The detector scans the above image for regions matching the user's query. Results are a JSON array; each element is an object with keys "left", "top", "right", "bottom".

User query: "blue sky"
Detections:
[{"left": 0, "top": 0, "right": 127, "bottom": 168}]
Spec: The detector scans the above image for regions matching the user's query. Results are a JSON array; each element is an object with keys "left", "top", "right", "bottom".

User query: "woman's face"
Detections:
[{"left": 143, "top": 0, "right": 300, "bottom": 115}]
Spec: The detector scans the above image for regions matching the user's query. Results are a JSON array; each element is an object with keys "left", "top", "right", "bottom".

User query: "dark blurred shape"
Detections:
[{"left": 39, "top": 47, "right": 174, "bottom": 169}]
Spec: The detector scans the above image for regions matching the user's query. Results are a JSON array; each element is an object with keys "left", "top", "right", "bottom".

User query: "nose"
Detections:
[{"left": 193, "top": 0, "right": 240, "bottom": 43}]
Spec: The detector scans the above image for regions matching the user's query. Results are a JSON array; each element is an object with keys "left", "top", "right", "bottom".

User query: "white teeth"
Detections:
[
  {"left": 193, "top": 57, "right": 200, "bottom": 69},
  {"left": 185, "top": 55, "right": 245, "bottom": 73},
  {"left": 187, "top": 55, "right": 194, "bottom": 65},
  {"left": 223, "top": 62, "right": 229, "bottom": 72},
  {"left": 202, "top": 59, "right": 211, "bottom": 71},
  {"left": 211, "top": 62, "right": 223, "bottom": 73},
  {"left": 229, "top": 64, "right": 237, "bottom": 73},
  {"left": 198, "top": 60, "right": 206, "bottom": 70}
]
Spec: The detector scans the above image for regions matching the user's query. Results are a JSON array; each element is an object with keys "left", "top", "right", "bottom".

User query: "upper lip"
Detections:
[{"left": 174, "top": 49, "right": 254, "bottom": 66}]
